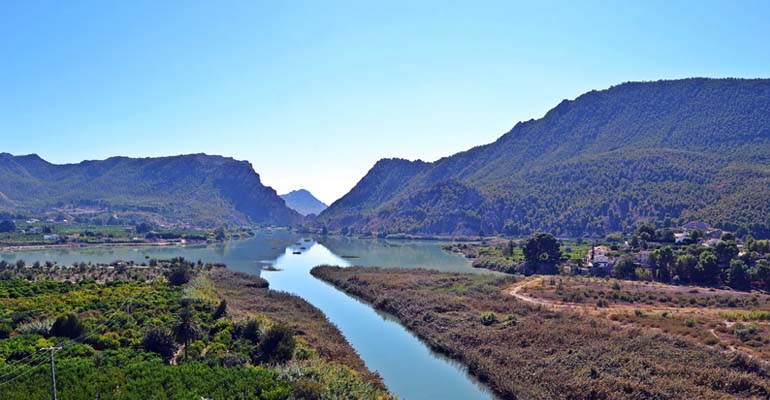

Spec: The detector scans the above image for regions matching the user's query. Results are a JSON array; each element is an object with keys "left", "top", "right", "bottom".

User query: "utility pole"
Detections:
[{"left": 40, "top": 346, "right": 62, "bottom": 400}]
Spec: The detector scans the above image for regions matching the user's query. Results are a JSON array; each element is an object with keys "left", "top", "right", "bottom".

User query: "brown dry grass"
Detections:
[
  {"left": 313, "top": 266, "right": 770, "bottom": 400},
  {"left": 519, "top": 276, "right": 770, "bottom": 360}
]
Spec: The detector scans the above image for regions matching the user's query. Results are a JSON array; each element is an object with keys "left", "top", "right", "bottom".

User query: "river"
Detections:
[{"left": 0, "top": 230, "right": 496, "bottom": 400}]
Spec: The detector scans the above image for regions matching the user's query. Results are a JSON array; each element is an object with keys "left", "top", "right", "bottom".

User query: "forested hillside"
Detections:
[
  {"left": 0, "top": 153, "right": 301, "bottom": 227},
  {"left": 320, "top": 78, "right": 770, "bottom": 237}
]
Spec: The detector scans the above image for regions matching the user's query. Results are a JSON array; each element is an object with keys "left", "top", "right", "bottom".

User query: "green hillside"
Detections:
[
  {"left": 0, "top": 153, "right": 301, "bottom": 227},
  {"left": 320, "top": 78, "right": 770, "bottom": 238}
]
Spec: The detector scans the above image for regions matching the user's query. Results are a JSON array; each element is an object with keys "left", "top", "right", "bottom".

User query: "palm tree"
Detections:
[{"left": 172, "top": 307, "right": 201, "bottom": 361}]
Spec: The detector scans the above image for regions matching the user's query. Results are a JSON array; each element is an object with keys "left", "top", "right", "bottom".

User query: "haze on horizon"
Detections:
[{"left": 2, "top": 1, "right": 770, "bottom": 204}]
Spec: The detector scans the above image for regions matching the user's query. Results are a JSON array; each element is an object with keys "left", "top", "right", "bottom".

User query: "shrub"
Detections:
[
  {"left": 206, "top": 342, "right": 228, "bottom": 359},
  {"left": 293, "top": 379, "right": 324, "bottom": 400},
  {"left": 480, "top": 312, "right": 499, "bottom": 326},
  {"left": 734, "top": 324, "right": 759, "bottom": 342},
  {"left": 186, "top": 340, "right": 206, "bottom": 360},
  {"left": 258, "top": 325, "right": 296, "bottom": 364},
  {"left": 142, "top": 328, "right": 177, "bottom": 363},
  {"left": 17, "top": 319, "right": 54, "bottom": 336},
  {"left": 503, "top": 314, "right": 518, "bottom": 326},
  {"left": 166, "top": 264, "right": 191, "bottom": 286},
  {"left": 92, "top": 332, "right": 121, "bottom": 350},
  {"left": 213, "top": 299, "right": 227, "bottom": 319},
  {"left": 241, "top": 319, "right": 261, "bottom": 344},
  {"left": 596, "top": 299, "right": 609, "bottom": 307},
  {"left": 221, "top": 355, "right": 246, "bottom": 367},
  {"left": 51, "top": 314, "right": 85, "bottom": 339},
  {"left": 0, "top": 323, "right": 11, "bottom": 338}
]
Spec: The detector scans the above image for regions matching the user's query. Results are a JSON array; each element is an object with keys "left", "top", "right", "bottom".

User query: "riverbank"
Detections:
[
  {"left": 312, "top": 266, "right": 770, "bottom": 399},
  {"left": 0, "top": 239, "right": 203, "bottom": 252},
  {"left": 209, "top": 268, "right": 388, "bottom": 392}
]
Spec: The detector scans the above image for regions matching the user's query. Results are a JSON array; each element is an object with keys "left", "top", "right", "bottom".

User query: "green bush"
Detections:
[
  {"left": 292, "top": 379, "right": 323, "bottom": 400},
  {"left": 241, "top": 319, "right": 262, "bottom": 344},
  {"left": 480, "top": 311, "right": 499, "bottom": 326},
  {"left": 141, "top": 328, "right": 177, "bottom": 362},
  {"left": 258, "top": 325, "right": 296, "bottom": 364},
  {"left": 50, "top": 314, "right": 85, "bottom": 339}
]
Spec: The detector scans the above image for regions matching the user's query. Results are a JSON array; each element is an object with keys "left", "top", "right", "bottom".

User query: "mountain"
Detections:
[
  {"left": 320, "top": 78, "right": 770, "bottom": 238},
  {"left": 0, "top": 153, "right": 302, "bottom": 227},
  {"left": 280, "top": 189, "right": 328, "bottom": 216}
]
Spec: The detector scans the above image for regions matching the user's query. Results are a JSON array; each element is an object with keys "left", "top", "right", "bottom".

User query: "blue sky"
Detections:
[{"left": 2, "top": 1, "right": 770, "bottom": 204}]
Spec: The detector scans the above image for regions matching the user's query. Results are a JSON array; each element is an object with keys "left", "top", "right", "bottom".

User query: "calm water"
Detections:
[{"left": 1, "top": 231, "right": 496, "bottom": 400}]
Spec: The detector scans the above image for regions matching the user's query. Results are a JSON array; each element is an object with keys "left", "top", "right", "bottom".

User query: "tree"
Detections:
[
  {"left": 721, "top": 232, "right": 736, "bottom": 242},
  {"left": 636, "top": 224, "right": 656, "bottom": 243},
  {"left": 751, "top": 259, "right": 770, "bottom": 290},
  {"left": 612, "top": 255, "right": 637, "bottom": 279},
  {"left": 675, "top": 254, "right": 698, "bottom": 282},
  {"left": 657, "top": 228, "right": 675, "bottom": 243},
  {"left": 714, "top": 241, "right": 739, "bottom": 265},
  {"left": 745, "top": 235, "right": 756, "bottom": 252},
  {"left": 135, "top": 222, "right": 152, "bottom": 234},
  {"left": 695, "top": 251, "right": 720, "bottom": 284},
  {"left": 0, "top": 220, "right": 16, "bottom": 233},
  {"left": 726, "top": 259, "right": 750, "bottom": 290},
  {"left": 173, "top": 307, "right": 201, "bottom": 361},
  {"left": 142, "top": 329, "right": 177, "bottom": 363},
  {"left": 522, "top": 233, "right": 562, "bottom": 267},
  {"left": 258, "top": 325, "right": 295, "bottom": 364},
  {"left": 166, "top": 264, "right": 192, "bottom": 286},
  {"left": 51, "top": 314, "right": 84, "bottom": 339},
  {"left": 650, "top": 246, "right": 674, "bottom": 281}
]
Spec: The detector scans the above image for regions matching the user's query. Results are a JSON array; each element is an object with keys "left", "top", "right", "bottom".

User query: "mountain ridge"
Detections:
[
  {"left": 0, "top": 153, "right": 302, "bottom": 227},
  {"left": 320, "top": 78, "right": 770, "bottom": 238}
]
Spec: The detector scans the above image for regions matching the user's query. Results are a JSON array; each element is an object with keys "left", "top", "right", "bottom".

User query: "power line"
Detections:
[
  {"left": 0, "top": 291, "right": 142, "bottom": 387},
  {"left": 40, "top": 346, "right": 62, "bottom": 400},
  {"left": 0, "top": 295, "right": 133, "bottom": 379},
  {"left": 0, "top": 356, "right": 49, "bottom": 387},
  {"left": 0, "top": 352, "right": 49, "bottom": 381}
]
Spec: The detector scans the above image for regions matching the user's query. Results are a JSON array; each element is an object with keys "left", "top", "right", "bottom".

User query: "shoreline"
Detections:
[{"left": 0, "top": 239, "right": 214, "bottom": 252}]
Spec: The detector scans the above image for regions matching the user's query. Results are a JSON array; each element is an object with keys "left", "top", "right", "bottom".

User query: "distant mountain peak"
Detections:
[{"left": 281, "top": 189, "right": 328, "bottom": 216}]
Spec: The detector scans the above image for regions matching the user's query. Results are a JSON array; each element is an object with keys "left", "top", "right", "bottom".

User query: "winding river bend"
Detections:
[{"left": 1, "top": 231, "right": 496, "bottom": 399}]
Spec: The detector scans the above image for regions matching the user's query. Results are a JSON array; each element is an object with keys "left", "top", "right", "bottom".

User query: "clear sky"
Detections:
[{"left": 2, "top": 1, "right": 769, "bottom": 204}]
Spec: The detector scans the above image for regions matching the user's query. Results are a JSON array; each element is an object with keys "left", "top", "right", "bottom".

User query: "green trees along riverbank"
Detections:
[{"left": 0, "top": 258, "right": 389, "bottom": 399}]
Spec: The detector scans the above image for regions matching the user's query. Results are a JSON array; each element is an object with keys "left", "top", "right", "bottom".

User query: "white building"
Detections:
[
  {"left": 587, "top": 246, "right": 612, "bottom": 270},
  {"left": 674, "top": 232, "right": 688, "bottom": 244}
]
